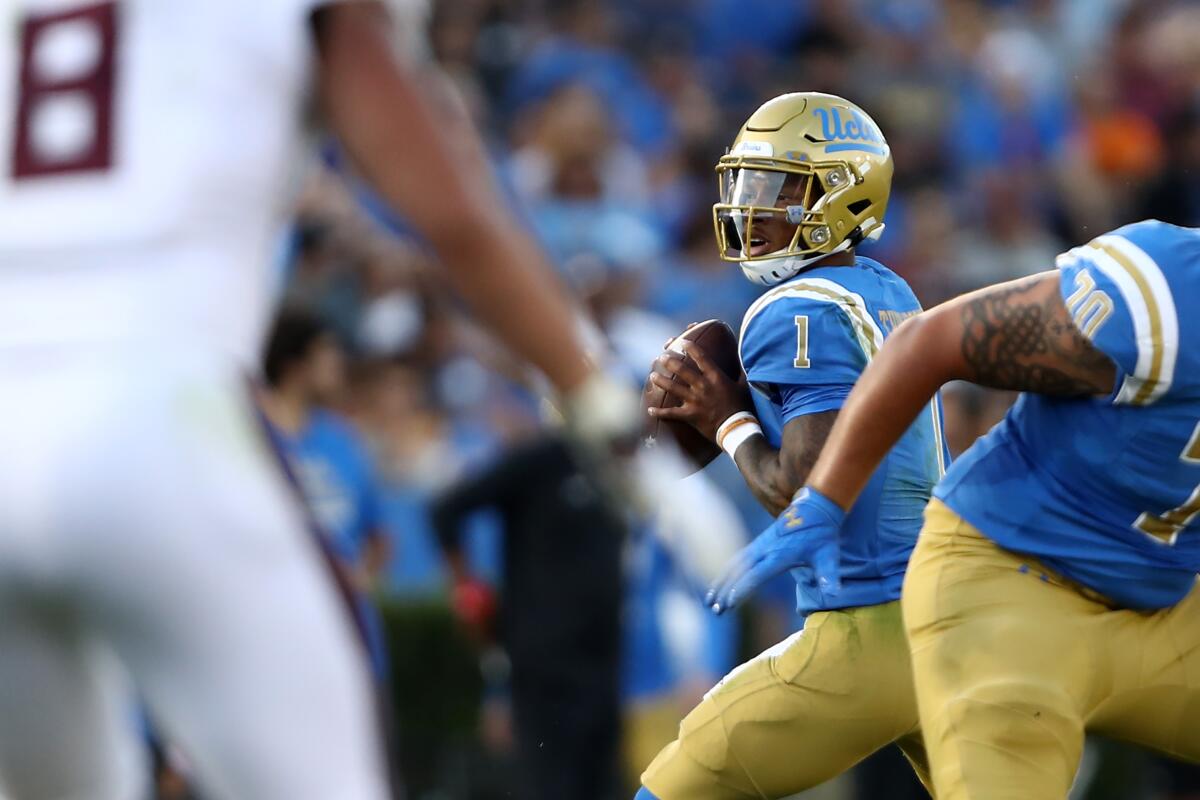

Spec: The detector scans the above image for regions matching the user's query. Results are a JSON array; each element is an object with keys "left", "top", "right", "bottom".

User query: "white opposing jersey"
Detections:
[{"left": 0, "top": 0, "right": 337, "bottom": 364}]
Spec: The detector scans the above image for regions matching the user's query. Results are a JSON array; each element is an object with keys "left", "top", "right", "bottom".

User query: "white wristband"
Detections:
[{"left": 716, "top": 412, "right": 763, "bottom": 460}]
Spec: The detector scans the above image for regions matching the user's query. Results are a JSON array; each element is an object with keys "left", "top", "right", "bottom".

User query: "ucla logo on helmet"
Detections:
[{"left": 811, "top": 107, "right": 886, "bottom": 156}]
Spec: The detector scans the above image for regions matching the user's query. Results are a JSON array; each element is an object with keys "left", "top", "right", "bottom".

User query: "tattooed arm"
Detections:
[
  {"left": 957, "top": 273, "right": 1116, "bottom": 395},
  {"left": 801, "top": 271, "right": 1116, "bottom": 510}
]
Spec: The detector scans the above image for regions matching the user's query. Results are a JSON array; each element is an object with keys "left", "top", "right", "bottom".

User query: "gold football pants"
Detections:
[
  {"left": 905, "top": 499, "right": 1200, "bottom": 800},
  {"left": 640, "top": 600, "right": 930, "bottom": 799}
]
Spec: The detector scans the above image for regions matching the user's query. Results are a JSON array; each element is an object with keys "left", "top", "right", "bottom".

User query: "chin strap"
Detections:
[{"left": 741, "top": 237, "right": 855, "bottom": 286}]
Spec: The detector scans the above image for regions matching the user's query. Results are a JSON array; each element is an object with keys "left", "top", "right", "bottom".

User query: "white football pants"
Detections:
[{"left": 0, "top": 345, "right": 391, "bottom": 800}]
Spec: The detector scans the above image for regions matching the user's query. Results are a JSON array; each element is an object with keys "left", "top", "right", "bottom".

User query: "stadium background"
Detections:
[{"left": 230, "top": 1, "right": 1200, "bottom": 798}]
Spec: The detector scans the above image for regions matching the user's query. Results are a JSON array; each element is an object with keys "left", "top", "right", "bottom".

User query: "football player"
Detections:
[
  {"left": 0, "top": 2, "right": 636, "bottom": 799},
  {"left": 723, "top": 220, "right": 1200, "bottom": 799},
  {"left": 635, "top": 92, "right": 949, "bottom": 799}
]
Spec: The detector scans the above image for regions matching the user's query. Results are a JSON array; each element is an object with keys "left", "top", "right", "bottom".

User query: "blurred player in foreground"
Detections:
[
  {"left": 635, "top": 92, "right": 949, "bottom": 799},
  {"left": 719, "top": 220, "right": 1200, "bottom": 799},
  {"left": 0, "top": 2, "right": 637, "bottom": 798}
]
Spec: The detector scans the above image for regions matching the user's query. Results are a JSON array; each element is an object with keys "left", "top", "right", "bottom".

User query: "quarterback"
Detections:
[
  {"left": 0, "top": 2, "right": 635, "bottom": 799},
  {"left": 637, "top": 92, "right": 949, "bottom": 798},
  {"left": 724, "top": 219, "right": 1200, "bottom": 798}
]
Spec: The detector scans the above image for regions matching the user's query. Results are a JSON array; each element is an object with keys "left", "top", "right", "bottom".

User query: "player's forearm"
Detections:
[
  {"left": 807, "top": 312, "right": 959, "bottom": 509},
  {"left": 734, "top": 437, "right": 804, "bottom": 516},
  {"left": 432, "top": 218, "right": 595, "bottom": 392},
  {"left": 315, "top": 4, "right": 593, "bottom": 392}
]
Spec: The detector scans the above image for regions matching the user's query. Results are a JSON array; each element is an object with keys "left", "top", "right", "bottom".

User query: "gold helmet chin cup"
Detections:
[{"left": 712, "top": 92, "right": 894, "bottom": 270}]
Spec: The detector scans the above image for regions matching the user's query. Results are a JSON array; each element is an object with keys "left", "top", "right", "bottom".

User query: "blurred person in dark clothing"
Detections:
[{"left": 433, "top": 434, "right": 626, "bottom": 800}]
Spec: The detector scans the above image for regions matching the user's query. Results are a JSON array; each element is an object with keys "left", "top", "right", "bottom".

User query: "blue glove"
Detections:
[{"left": 705, "top": 487, "right": 845, "bottom": 615}]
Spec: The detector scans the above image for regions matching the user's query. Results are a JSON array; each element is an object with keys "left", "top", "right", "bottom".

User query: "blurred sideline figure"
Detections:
[
  {"left": 0, "top": 2, "right": 638, "bottom": 799},
  {"left": 434, "top": 432, "right": 626, "bottom": 800}
]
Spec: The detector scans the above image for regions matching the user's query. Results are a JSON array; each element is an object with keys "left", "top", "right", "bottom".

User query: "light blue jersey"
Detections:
[
  {"left": 740, "top": 256, "right": 949, "bottom": 615},
  {"left": 938, "top": 221, "right": 1200, "bottom": 610},
  {"left": 271, "top": 409, "right": 383, "bottom": 565}
]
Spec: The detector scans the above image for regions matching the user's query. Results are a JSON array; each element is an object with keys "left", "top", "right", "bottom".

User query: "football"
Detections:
[{"left": 642, "top": 319, "right": 743, "bottom": 473}]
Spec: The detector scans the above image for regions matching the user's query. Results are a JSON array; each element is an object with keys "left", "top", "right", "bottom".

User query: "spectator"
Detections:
[
  {"left": 433, "top": 434, "right": 627, "bottom": 800},
  {"left": 261, "top": 309, "right": 391, "bottom": 592},
  {"left": 259, "top": 309, "right": 391, "bottom": 684},
  {"left": 506, "top": 83, "right": 664, "bottom": 268},
  {"left": 352, "top": 359, "right": 511, "bottom": 598}
]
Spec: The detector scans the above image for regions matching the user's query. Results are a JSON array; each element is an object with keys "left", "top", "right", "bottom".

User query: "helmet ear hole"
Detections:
[{"left": 847, "top": 199, "right": 871, "bottom": 216}]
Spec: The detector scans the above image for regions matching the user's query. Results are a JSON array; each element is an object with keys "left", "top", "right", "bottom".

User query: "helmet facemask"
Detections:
[{"left": 713, "top": 157, "right": 860, "bottom": 286}]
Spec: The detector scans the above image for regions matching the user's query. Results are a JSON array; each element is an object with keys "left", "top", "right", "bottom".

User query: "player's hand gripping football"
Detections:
[
  {"left": 706, "top": 487, "right": 845, "bottom": 614},
  {"left": 648, "top": 341, "right": 753, "bottom": 443}
]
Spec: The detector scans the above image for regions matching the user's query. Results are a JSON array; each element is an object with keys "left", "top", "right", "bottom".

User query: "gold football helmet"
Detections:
[{"left": 713, "top": 92, "right": 894, "bottom": 286}]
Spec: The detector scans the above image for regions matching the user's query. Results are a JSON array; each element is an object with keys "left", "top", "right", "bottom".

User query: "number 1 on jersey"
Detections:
[{"left": 794, "top": 315, "right": 810, "bottom": 369}]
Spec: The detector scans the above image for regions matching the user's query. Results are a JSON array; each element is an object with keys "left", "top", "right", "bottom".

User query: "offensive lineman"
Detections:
[
  {"left": 0, "top": 2, "right": 636, "bottom": 798},
  {"left": 717, "top": 220, "right": 1200, "bottom": 799},
  {"left": 635, "top": 93, "right": 949, "bottom": 798}
]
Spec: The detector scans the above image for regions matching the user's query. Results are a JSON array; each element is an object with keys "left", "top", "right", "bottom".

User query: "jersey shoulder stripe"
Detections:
[
  {"left": 738, "top": 277, "right": 884, "bottom": 367},
  {"left": 1059, "top": 233, "right": 1179, "bottom": 405}
]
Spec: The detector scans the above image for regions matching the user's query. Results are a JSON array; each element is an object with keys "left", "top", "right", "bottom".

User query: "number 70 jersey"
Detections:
[
  {"left": 937, "top": 220, "right": 1200, "bottom": 611},
  {"left": 0, "top": 0, "right": 338, "bottom": 364}
]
